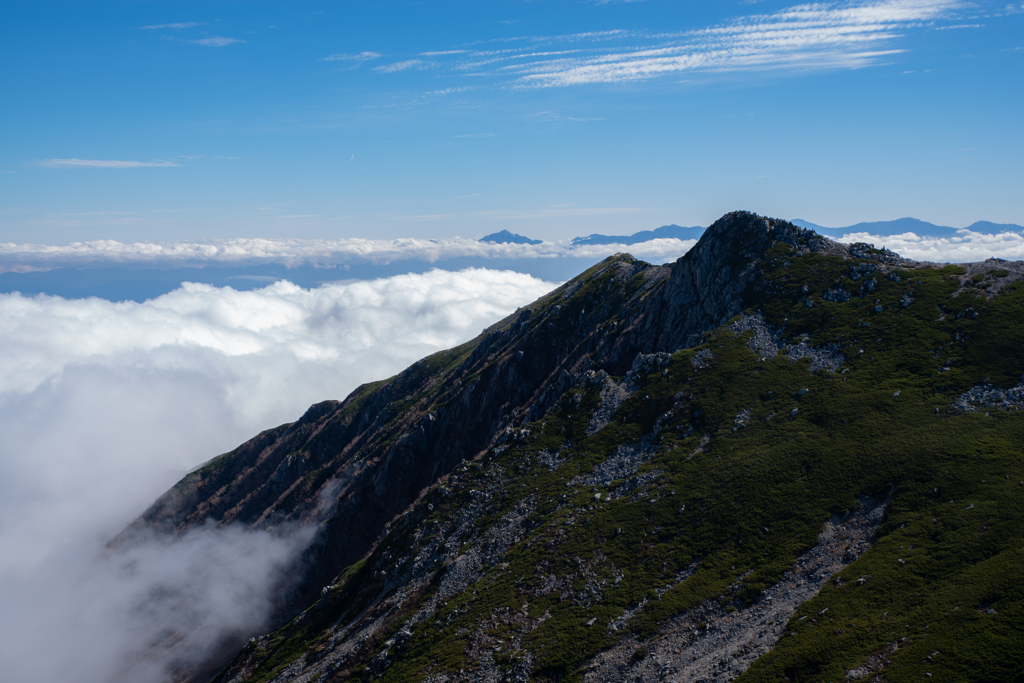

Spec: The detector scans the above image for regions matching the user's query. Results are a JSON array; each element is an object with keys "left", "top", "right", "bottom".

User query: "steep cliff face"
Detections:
[
  {"left": 633, "top": 212, "right": 810, "bottom": 352},
  {"left": 120, "top": 212, "right": 800, "bottom": 605},
  {"left": 119, "top": 255, "right": 660, "bottom": 606},
  {"left": 124, "top": 211, "right": 1024, "bottom": 683}
]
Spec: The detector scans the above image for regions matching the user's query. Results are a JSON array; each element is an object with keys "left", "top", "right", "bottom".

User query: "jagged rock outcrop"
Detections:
[{"left": 635, "top": 212, "right": 810, "bottom": 352}]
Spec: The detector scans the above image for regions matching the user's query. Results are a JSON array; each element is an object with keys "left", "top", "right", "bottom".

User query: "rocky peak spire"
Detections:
[
  {"left": 683, "top": 210, "right": 809, "bottom": 271},
  {"left": 634, "top": 211, "right": 813, "bottom": 352}
]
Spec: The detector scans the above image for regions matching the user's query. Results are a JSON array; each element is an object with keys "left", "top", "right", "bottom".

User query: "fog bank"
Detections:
[{"left": 0, "top": 267, "right": 556, "bottom": 682}]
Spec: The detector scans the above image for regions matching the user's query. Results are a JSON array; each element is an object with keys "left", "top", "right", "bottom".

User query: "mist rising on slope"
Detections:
[{"left": 0, "top": 268, "right": 556, "bottom": 682}]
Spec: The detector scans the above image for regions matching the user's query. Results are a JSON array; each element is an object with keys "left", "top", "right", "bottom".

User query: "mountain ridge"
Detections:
[
  {"left": 3, "top": 218, "right": 1022, "bottom": 303},
  {"left": 119, "top": 211, "right": 1024, "bottom": 683}
]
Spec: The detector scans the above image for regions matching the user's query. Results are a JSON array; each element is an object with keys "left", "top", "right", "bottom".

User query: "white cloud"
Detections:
[
  {"left": 4, "top": 222, "right": 1020, "bottom": 274},
  {"left": 515, "top": 0, "right": 958, "bottom": 87},
  {"left": 320, "top": 51, "right": 382, "bottom": 61},
  {"left": 0, "top": 231, "right": 694, "bottom": 270},
  {"left": 399, "top": 0, "right": 965, "bottom": 87},
  {"left": 0, "top": 268, "right": 556, "bottom": 682},
  {"left": 836, "top": 229, "right": 1024, "bottom": 262},
  {"left": 374, "top": 59, "right": 427, "bottom": 73},
  {"left": 427, "top": 85, "right": 473, "bottom": 95},
  {"left": 0, "top": 523, "right": 316, "bottom": 683},
  {"left": 192, "top": 36, "right": 245, "bottom": 47},
  {"left": 37, "top": 158, "right": 181, "bottom": 168}
]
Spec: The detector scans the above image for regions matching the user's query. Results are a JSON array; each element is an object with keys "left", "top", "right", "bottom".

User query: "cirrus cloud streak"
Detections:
[
  {"left": 37, "top": 158, "right": 181, "bottom": 168},
  {"left": 380, "top": 0, "right": 965, "bottom": 87}
]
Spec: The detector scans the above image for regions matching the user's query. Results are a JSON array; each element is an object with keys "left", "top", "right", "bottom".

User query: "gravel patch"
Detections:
[
  {"left": 729, "top": 312, "right": 844, "bottom": 373},
  {"left": 691, "top": 349, "right": 716, "bottom": 370},
  {"left": 588, "top": 375, "right": 638, "bottom": 436},
  {"left": 535, "top": 448, "right": 567, "bottom": 472},
  {"left": 582, "top": 495, "right": 887, "bottom": 683},
  {"left": 954, "top": 378, "right": 1024, "bottom": 412}
]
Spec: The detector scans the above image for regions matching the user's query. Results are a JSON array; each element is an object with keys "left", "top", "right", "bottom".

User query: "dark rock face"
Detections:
[
  {"left": 116, "top": 210, "right": 816, "bottom": 677},
  {"left": 635, "top": 212, "right": 809, "bottom": 352}
]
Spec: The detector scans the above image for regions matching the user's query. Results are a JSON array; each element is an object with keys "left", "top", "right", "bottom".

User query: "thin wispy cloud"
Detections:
[
  {"left": 457, "top": 48, "right": 590, "bottom": 72},
  {"left": 191, "top": 36, "right": 245, "bottom": 47},
  {"left": 140, "top": 22, "right": 204, "bottom": 30},
  {"left": 537, "top": 29, "right": 634, "bottom": 42},
  {"left": 369, "top": 0, "right": 964, "bottom": 88},
  {"left": 515, "top": 0, "right": 964, "bottom": 87},
  {"left": 373, "top": 59, "right": 427, "bottom": 73},
  {"left": 320, "top": 51, "right": 382, "bottom": 62},
  {"left": 427, "top": 86, "right": 473, "bottom": 95},
  {"left": 37, "top": 159, "right": 181, "bottom": 169}
]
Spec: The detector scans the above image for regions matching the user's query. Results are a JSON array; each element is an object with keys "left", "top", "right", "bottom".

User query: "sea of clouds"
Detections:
[
  {"left": 836, "top": 229, "right": 1024, "bottom": 262},
  {"left": 0, "top": 235, "right": 696, "bottom": 271},
  {"left": 3, "top": 228, "right": 1023, "bottom": 277},
  {"left": 0, "top": 267, "right": 556, "bottom": 683}
]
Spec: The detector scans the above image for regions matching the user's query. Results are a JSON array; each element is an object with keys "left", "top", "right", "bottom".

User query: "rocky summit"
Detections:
[{"left": 121, "top": 211, "right": 1024, "bottom": 683}]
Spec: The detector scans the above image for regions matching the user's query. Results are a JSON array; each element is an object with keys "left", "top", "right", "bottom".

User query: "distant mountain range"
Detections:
[
  {"left": 791, "top": 217, "right": 1024, "bottom": 238},
  {"left": 2, "top": 218, "right": 1020, "bottom": 303},
  {"left": 570, "top": 224, "right": 707, "bottom": 246},
  {"left": 479, "top": 224, "right": 705, "bottom": 246},
  {"left": 479, "top": 219, "right": 1024, "bottom": 245},
  {"left": 480, "top": 218, "right": 1024, "bottom": 247}
]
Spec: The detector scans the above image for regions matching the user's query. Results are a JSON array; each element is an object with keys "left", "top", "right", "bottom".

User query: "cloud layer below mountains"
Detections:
[
  {"left": 3, "top": 226, "right": 1023, "bottom": 277},
  {"left": 838, "top": 229, "right": 1024, "bottom": 263},
  {"left": 0, "top": 268, "right": 555, "bottom": 683},
  {"left": 0, "top": 235, "right": 695, "bottom": 271}
]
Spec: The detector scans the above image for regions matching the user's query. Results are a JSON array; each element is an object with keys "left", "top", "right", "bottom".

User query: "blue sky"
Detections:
[{"left": 2, "top": 0, "right": 1022, "bottom": 245}]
